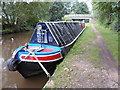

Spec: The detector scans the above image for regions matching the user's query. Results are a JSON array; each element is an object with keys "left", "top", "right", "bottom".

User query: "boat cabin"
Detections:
[{"left": 30, "top": 21, "right": 85, "bottom": 48}]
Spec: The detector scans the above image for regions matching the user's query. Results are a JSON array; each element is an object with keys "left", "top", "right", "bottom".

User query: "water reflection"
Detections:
[
  {"left": 2, "top": 31, "right": 32, "bottom": 61},
  {"left": 2, "top": 31, "right": 53, "bottom": 88},
  {"left": 2, "top": 71, "right": 49, "bottom": 88}
]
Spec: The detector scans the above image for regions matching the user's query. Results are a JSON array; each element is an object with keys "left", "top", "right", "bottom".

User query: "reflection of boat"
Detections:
[{"left": 7, "top": 21, "right": 86, "bottom": 78}]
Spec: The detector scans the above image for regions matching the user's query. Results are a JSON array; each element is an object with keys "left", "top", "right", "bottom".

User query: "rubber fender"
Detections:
[{"left": 7, "top": 57, "right": 19, "bottom": 71}]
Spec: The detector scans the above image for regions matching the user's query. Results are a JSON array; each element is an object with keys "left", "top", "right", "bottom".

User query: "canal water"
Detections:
[{"left": 1, "top": 31, "right": 51, "bottom": 88}]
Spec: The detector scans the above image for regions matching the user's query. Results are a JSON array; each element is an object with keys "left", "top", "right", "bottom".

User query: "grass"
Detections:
[
  {"left": 44, "top": 23, "right": 101, "bottom": 88},
  {"left": 93, "top": 64, "right": 101, "bottom": 68},
  {"left": 93, "top": 23, "right": 118, "bottom": 62},
  {"left": 66, "top": 23, "right": 100, "bottom": 62}
]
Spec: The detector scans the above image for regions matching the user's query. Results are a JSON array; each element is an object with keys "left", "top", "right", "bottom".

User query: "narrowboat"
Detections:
[{"left": 6, "top": 21, "right": 86, "bottom": 78}]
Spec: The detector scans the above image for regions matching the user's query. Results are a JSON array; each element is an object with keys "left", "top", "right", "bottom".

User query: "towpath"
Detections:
[{"left": 45, "top": 24, "right": 118, "bottom": 88}]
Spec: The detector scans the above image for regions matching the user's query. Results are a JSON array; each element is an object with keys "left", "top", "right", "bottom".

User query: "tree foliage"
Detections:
[
  {"left": 2, "top": 1, "right": 90, "bottom": 32},
  {"left": 71, "top": 2, "right": 89, "bottom": 14},
  {"left": 48, "top": 2, "right": 89, "bottom": 21},
  {"left": 93, "top": 2, "right": 119, "bottom": 31},
  {"left": 2, "top": 2, "right": 53, "bottom": 31},
  {"left": 49, "top": 2, "right": 67, "bottom": 21}
]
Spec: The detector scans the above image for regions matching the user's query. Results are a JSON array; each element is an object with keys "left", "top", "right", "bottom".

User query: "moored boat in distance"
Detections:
[{"left": 6, "top": 21, "right": 86, "bottom": 78}]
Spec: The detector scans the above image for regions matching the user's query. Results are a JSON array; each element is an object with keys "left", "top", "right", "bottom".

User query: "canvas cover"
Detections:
[{"left": 30, "top": 21, "right": 85, "bottom": 47}]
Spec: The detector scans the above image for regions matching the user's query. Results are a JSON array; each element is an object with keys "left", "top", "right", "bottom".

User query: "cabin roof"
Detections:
[{"left": 32, "top": 21, "right": 85, "bottom": 47}]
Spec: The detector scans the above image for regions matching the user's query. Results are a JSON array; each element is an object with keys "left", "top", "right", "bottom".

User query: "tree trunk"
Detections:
[{"left": 2, "top": 2, "right": 10, "bottom": 25}]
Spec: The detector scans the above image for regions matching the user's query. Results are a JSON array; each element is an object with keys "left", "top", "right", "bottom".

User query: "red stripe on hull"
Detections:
[{"left": 21, "top": 53, "right": 62, "bottom": 61}]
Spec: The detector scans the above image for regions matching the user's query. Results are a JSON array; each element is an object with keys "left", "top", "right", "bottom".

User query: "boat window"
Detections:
[
  {"left": 37, "top": 29, "right": 48, "bottom": 43},
  {"left": 36, "top": 25, "right": 48, "bottom": 43}
]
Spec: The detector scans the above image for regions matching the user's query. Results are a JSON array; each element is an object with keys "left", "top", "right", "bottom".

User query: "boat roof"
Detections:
[{"left": 30, "top": 21, "right": 85, "bottom": 47}]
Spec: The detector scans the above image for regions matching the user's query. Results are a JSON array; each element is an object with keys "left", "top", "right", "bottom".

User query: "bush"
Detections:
[
  {"left": 111, "top": 18, "right": 119, "bottom": 31},
  {"left": 1, "top": 29, "right": 14, "bottom": 34},
  {"left": 24, "top": 25, "right": 34, "bottom": 31}
]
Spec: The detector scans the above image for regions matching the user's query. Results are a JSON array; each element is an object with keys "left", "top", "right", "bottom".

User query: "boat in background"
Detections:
[{"left": 6, "top": 21, "right": 86, "bottom": 78}]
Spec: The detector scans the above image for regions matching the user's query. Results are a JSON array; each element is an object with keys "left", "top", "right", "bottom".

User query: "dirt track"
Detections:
[
  {"left": 91, "top": 24, "right": 118, "bottom": 88},
  {"left": 71, "top": 24, "right": 118, "bottom": 88}
]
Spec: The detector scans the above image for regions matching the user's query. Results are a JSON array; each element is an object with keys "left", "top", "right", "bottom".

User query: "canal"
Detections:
[{"left": 2, "top": 31, "right": 50, "bottom": 88}]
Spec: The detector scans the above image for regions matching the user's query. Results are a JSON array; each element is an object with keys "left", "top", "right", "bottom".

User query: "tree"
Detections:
[
  {"left": 2, "top": 2, "right": 53, "bottom": 31},
  {"left": 93, "top": 2, "right": 119, "bottom": 31},
  {"left": 49, "top": 2, "right": 67, "bottom": 21},
  {"left": 27, "top": 2, "right": 53, "bottom": 26},
  {"left": 2, "top": 2, "right": 32, "bottom": 30},
  {"left": 71, "top": 2, "right": 89, "bottom": 14}
]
